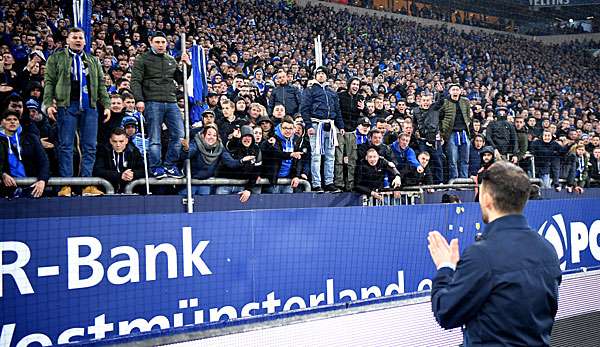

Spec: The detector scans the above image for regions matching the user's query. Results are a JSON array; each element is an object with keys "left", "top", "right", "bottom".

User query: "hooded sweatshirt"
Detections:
[{"left": 0, "top": 126, "right": 26, "bottom": 177}]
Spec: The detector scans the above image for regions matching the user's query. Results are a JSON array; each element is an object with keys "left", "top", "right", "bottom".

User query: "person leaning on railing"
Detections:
[
  {"left": 180, "top": 124, "right": 237, "bottom": 196},
  {"left": 354, "top": 148, "right": 401, "bottom": 201}
]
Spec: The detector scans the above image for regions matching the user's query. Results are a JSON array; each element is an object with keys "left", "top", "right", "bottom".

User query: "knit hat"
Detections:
[
  {"left": 240, "top": 125, "right": 254, "bottom": 138},
  {"left": 25, "top": 98, "right": 39, "bottom": 110},
  {"left": 314, "top": 66, "right": 329, "bottom": 77}
]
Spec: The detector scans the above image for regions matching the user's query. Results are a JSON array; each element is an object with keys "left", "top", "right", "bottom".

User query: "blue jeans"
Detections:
[
  {"left": 445, "top": 133, "right": 470, "bottom": 179},
  {"left": 264, "top": 184, "right": 293, "bottom": 194},
  {"left": 145, "top": 101, "right": 184, "bottom": 169},
  {"left": 57, "top": 102, "right": 98, "bottom": 177},
  {"left": 309, "top": 131, "right": 335, "bottom": 188},
  {"left": 179, "top": 185, "right": 212, "bottom": 196},
  {"left": 215, "top": 186, "right": 262, "bottom": 195}
]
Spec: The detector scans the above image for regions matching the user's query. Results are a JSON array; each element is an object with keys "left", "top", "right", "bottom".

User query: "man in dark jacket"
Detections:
[
  {"left": 486, "top": 107, "right": 519, "bottom": 163},
  {"left": 216, "top": 125, "right": 262, "bottom": 202},
  {"left": 334, "top": 116, "right": 370, "bottom": 191},
  {"left": 428, "top": 161, "right": 561, "bottom": 346},
  {"left": 131, "top": 31, "right": 190, "bottom": 180},
  {"left": 357, "top": 129, "right": 393, "bottom": 162},
  {"left": 300, "top": 66, "right": 344, "bottom": 192},
  {"left": 413, "top": 92, "right": 444, "bottom": 184},
  {"left": 0, "top": 111, "right": 49, "bottom": 198},
  {"left": 530, "top": 130, "right": 567, "bottom": 189},
  {"left": 269, "top": 70, "right": 302, "bottom": 116},
  {"left": 354, "top": 148, "right": 401, "bottom": 200},
  {"left": 261, "top": 116, "right": 303, "bottom": 194},
  {"left": 590, "top": 147, "right": 600, "bottom": 187},
  {"left": 93, "top": 127, "right": 145, "bottom": 193},
  {"left": 439, "top": 84, "right": 472, "bottom": 179},
  {"left": 338, "top": 77, "right": 364, "bottom": 132}
]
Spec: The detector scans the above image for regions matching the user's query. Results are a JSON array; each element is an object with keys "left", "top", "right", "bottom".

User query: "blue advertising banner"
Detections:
[{"left": 1, "top": 199, "right": 600, "bottom": 346}]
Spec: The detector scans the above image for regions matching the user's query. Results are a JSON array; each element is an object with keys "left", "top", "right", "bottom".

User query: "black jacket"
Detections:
[
  {"left": 93, "top": 143, "right": 145, "bottom": 192},
  {"left": 354, "top": 158, "right": 400, "bottom": 195},
  {"left": 486, "top": 118, "right": 518, "bottom": 155},
  {"left": 260, "top": 135, "right": 302, "bottom": 183},
  {"left": 338, "top": 91, "right": 363, "bottom": 131},
  {"left": 413, "top": 106, "right": 441, "bottom": 144},
  {"left": 218, "top": 138, "right": 262, "bottom": 191},
  {"left": 0, "top": 130, "right": 49, "bottom": 182},
  {"left": 269, "top": 85, "right": 302, "bottom": 116},
  {"left": 432, "top": 215, "right": 561, "bottom": 347},
  {"left": 530, "top": 140, "right": 567, "bottom": 175},
  {"left": 590, "top": 156, "right": 600, "bottom": 184},
  {"left": 403, "top": 165, "right": 433, "bottom": 187}
]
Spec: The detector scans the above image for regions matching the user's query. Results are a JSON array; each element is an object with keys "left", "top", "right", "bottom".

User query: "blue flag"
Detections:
[
  {"left": 188, "top": 45, "right": 209, "bottom": 124},
  {"left": 72, "top": 0, "right": 92, "bottom": 52}
]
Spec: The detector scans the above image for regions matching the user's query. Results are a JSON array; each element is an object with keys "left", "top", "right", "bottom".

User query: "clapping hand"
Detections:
[{"left": 427, "top": 231, "right": 460, "bottom": 269}]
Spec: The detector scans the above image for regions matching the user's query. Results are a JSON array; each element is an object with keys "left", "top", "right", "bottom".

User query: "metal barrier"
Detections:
[
  {"left": 124, "top": 178, "right": 312, "bottom": 194},
  {"left": 362, "top": 191, "right": 424, "bottom": 206},
  {"left": 448, "top": 178, "right": 543, "bottom": 186},
  {"left": 14, "top": 177, "right": 115, "bottom": 194}
]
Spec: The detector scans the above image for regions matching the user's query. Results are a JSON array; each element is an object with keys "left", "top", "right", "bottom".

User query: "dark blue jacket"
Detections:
[
  {"left": 390, "top": 141, "right": 420, "bottom": 174},
  {"left": 432, "top": 214, "right": 562, "bottom": 347},
  {"left": 269, "top": 85, "right": 302, "bottom": 116},
  {"left": 468, "top": 145, "right": 482, "bottom": 177},
  {"left": 530, "top": 140, "right": 566, "bottom": 176},
  {"left": 300, "top": 83, "right": 344, "bottom": 130}
]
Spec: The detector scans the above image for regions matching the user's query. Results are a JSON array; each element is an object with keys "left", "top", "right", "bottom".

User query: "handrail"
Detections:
[
  {"left": 448, "top": 178, "right": 543, "bottom": 186},
  {"left": 124, "top": 178, "right": 312, "bottom": 194},
  {"left": 14, "top": 177, "right": 115, "bottom": 194}
]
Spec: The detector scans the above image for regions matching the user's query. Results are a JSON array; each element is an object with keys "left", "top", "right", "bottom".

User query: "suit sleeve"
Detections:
[{"left": 431, "top": 245, "right": 493, "bottom": 329}]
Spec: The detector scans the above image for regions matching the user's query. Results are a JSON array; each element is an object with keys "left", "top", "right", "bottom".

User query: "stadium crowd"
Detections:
[{"left": 0, "top": 0, "right": 599, "bottom": 200}]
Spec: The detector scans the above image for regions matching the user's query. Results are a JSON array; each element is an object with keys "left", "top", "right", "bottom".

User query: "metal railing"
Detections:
[
  {"left": 362, "top": 191, "right": 424, "bottom": 206},
  {"left": 448, "top": 178, "right": 543, "bottom": 186},
  {"left": 124, "top": 178, "right": 312, "bottom": 194},
  {"left": 14, "top": 177, "right": 115, "bottom": 194}
]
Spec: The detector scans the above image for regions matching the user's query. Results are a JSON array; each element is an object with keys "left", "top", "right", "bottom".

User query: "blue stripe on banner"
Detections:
[{"left": 72, "top": 0, "right": 92, "bottom": 52}]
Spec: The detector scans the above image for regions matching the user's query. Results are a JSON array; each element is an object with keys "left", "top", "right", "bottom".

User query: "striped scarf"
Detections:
[{"left": 69, "top": 48, "right": 89, "bottom": 110}]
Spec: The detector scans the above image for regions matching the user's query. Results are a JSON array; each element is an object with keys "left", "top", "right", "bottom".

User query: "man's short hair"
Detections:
[
  {"left": 222, "top": 99, "right": 234, "bottom": 108},
  {"left": 480, "top": 161, "right": 531, "bottom": 214},
  {"left": 368, "top": 129, "right": 382, "bottom": 137},
  {"left": 0, "top": 110, "right": 20, "bottom": 121},
  {"left": 281, "top": 116, "right": 294, "bottom": 125},
  {"left": 111, "top": 127, "right": 127, "bottom": 137},
  {"left": 68, "top": 27, "right": 85, "bottom": 36},
  {"left": 398, "top": 133, "right": 410, "bottom": 141},
  {"left": 110, "top": 93, "right": 124, "bottom": 100}
]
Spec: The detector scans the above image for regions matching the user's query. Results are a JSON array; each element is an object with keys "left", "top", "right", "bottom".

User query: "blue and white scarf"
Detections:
[
  {"left": 69, "top": 48, "right": 89, "bottom": 110},
  {"left": 275, "top": 124, "right": 294, "bottom": 178},
  {"left": 0, "top": 126, "right": 26, "bottom": 178},
  {"left": 355, "top": 129, "right": 368, "bottom": 145}
]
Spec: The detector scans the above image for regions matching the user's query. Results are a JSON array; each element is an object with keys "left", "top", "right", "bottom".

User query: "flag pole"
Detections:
[
  {"left": 138, "top": 113, "right": 151, "bottom": 195},
  {"left": 181, "top": 33, "right": 193, "bottom": 214}
]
